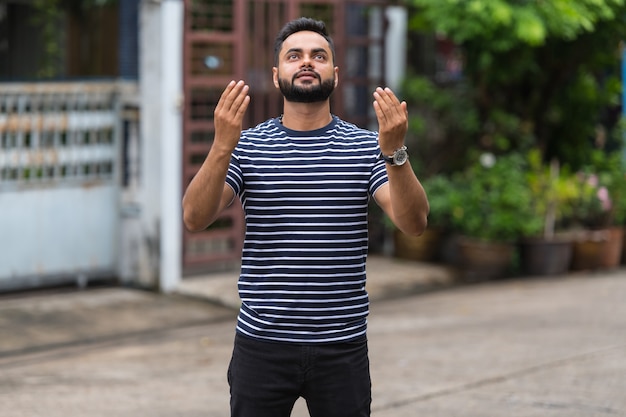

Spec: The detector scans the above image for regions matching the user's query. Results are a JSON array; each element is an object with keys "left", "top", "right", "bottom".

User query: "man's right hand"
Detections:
[{"left": 213, "top": 80, "right": 250, "bottom": 152}]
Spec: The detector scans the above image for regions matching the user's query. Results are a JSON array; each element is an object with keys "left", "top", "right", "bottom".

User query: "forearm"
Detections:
[
  {"left": 386, "top": 164, "right": 429, "bottom": 236},
  {"left": 371, "top": 87, "right": 428, "bottom": 235},
  {"left": 183, "top": 80, "right": 250, "bottom": 232},
  {"left": 182, "top": 145, "right": 233, "bottom": 232}
]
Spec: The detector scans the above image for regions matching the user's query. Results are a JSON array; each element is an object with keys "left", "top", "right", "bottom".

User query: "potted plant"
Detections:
[
  {"left": 569, "top": 150, "right": 626, "bottom": 270},
  {"left": 596, "top": 151, "right": 626, "bottom": 267},
  {"left": 569, "top": 170, "right": 614, "bottom": 270},
  {"left": 519, "top": 150, "right": 579, "bottom": 276},
  {"left": 448, "top": 152, "right": 541, "bottom": 281},
  {"left": 560, "top": 150, "right": 626, "bottom": 270}
]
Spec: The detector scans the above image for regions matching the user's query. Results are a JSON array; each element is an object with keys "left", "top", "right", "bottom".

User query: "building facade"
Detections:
[{"left": 0, "top": 0, "right": 406, "bottom": 292}]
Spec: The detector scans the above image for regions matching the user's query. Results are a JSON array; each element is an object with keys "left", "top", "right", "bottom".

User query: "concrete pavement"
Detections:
[
  {"left": 1, "top": 256, "right": 625, "bottom": 416},
  {"left": 174, "top": 255, "right": 459, "bottom": 309}
]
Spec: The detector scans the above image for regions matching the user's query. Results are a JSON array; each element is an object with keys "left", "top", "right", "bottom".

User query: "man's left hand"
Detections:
[{"left": 372, "top": 87, "right": 408, "bottom": 155}]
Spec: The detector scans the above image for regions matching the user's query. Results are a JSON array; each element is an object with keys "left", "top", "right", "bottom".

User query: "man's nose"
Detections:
[{"left": 301, "top": 54, "right": 313, "bottom": 67}]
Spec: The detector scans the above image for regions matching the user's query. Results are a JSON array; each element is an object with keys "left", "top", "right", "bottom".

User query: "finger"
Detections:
[
  {"left": 374, "top": 88, "right": 402, "bottom": 119},
  {"left": 373, "top": 87, "right": 388, "bottom": 106},
  {"left": 230, "top": 83, "right": 250, "bottom": 113},
  {"left": 218, "top": 80, "right": 246, "bottom": 112},
  {"left": 386, "top": 87, "right": 401, "bottom": 101},
  {"left": 235, "top": 95, "right": 251, "bottom": 119},
  {"left": 226, "top": 81, "right": 248, "bottom": 111},
  {"left": 372, "top": 100, "right": 387, "bottom": 124},
  {"left": 217, "top": 80, "right": 237, "bottom": 104},
  {"left": 374, "top": 87, "right": 400, "bottom": 106},
  {"left": 373, "top": 90, "right": 389, "bottom": 120},
  {"left": 215, "top": 81, "right": 235, "bottom": 115}
]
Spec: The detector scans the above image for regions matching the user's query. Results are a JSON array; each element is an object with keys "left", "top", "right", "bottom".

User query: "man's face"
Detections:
[{"left": 273, "top": 31, "right": 338, "bottom": 103}]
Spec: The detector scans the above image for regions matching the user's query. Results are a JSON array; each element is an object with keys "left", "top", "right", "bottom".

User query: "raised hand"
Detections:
[
  {"left": 213, "top": 80, "right": 251, "bottom": 152},
  {"left": 372, "top": 87, "right": 408, "bottom": 155}
]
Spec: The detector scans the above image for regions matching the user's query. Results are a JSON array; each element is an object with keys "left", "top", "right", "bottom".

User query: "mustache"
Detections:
[{"left": 293, "top": 68, "right": 321, "bottom": 82}]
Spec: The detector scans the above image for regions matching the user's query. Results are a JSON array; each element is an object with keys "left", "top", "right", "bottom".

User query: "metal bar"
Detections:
[{"left": 0, "top": 82, "right": 123, "bottom": 189}]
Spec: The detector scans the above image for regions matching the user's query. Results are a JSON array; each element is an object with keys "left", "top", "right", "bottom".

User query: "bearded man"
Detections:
[{"left": 182, "top": 17, "right": 429, "bottom": 417}]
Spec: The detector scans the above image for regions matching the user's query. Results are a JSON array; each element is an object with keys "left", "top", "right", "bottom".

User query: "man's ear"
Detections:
[
  {"left": 272, "top": 67, "right": 279, "bottom": 89},
  {"left": 334, "top": 66, "right": 339, "bottom": 87}
]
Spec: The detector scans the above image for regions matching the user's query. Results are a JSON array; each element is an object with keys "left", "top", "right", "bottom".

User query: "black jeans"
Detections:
[{"left": 227, "top": 333, "right": 371, "bottom": 417}]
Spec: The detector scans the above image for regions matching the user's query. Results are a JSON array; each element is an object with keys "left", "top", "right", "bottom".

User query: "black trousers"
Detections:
[{"left": 227, "top": 333, "right": 372, "bottom": 417}]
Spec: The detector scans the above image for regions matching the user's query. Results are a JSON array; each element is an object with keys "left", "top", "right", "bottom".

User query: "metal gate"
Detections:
[
  {"left": 182, "top": 0, "right": 389, "bottom": 274},
  {"left": 0, "top": 82, "right": 133, "bottom": 290}
]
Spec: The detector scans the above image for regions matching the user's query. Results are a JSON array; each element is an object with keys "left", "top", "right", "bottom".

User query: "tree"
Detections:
[{"left": 404, "top": 0, "right": 626, "bottom": 170}]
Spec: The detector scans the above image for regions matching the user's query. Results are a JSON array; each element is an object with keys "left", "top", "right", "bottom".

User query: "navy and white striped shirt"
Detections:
[{"left": 225, "top": 116, "right": 388, "bottom": 343}]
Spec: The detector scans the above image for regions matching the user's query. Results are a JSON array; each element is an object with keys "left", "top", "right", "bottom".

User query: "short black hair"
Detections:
[{"left": 273, "top": 17, "right": 336, "bottom": 66}]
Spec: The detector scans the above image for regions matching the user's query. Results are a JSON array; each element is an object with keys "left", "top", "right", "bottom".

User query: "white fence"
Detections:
[{"left": 0, "top": 81, "right": 139, "bottom": 291}]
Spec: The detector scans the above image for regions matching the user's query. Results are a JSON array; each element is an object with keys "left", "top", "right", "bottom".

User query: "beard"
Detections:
[{"left": 278, "top": 71, "right": 335, "bottom": 103}]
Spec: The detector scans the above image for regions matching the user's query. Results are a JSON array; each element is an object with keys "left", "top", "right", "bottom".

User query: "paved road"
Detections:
[{"left": 1, "top": 265, "right": 625, "bottom": 417}]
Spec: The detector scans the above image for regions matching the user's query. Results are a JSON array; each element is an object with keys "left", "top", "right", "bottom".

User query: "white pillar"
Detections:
[
  {"left": 385, "top": 7, "right": 408, "bottom": 91},
  {"left": 138, "top": 0, "right": 183, "bottom": 292},
  {"left": 138, "top": 1, "right": 162, "bottom": 288},
  {"left": 159, "top": 0, "right": 183, "bottom": 292}
]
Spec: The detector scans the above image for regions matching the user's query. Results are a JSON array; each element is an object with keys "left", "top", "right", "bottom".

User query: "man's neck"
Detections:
[{"left": 280, "top": 101, "right": 333, "bottom": 131}]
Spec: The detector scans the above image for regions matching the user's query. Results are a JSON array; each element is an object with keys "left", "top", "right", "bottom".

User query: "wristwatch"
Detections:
[{"left": 379, "top": 146, "right": 409, "bottom": 166}]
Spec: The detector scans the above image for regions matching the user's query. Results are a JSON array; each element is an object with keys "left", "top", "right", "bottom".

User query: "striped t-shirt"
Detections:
[{"left": 225, "top": 115, "right": 389, "bottom": 344}]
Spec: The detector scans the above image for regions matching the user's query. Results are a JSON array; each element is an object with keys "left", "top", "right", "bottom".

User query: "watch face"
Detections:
[{"left": 394, "top": 149, "right": 409, "bottom": 165}]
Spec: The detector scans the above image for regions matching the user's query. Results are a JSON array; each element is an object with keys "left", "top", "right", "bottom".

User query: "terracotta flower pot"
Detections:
[
  {"left": 600, "top": 227, "right": 624, "bottom": 268},
  {"left": 456, "top": 236, "right": 515, "bottom": 282},
  {"left": 571, "top": 229, "right": 609, "bottom": 271}
]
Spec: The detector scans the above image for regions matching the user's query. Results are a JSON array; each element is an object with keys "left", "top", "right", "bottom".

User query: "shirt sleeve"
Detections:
[
  {"left": 225, "top": 152, "right": 243, "bottom": 197},
  {"left": 369, "top": 155, "right": 388, "bottom": 196}
]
